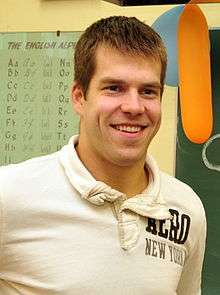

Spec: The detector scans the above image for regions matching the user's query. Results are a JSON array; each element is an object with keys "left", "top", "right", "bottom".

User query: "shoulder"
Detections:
[
  {"left": 0, "top": 152, "right": 58, "bottom": 174},
  {"left": 147, "top": 155, "right": 205, "bottom": 218},
  {"left": 0, "top": 151, "right": 61, "bottom": 195},
  {"left": 160, "top": 171, "right": 206, "bottom": 231},
  {"left": 160, "top": 171, "right": 204, "bottom": 208},
  {"left": 159, "top": 171, "right": 206, "bottom": 257}
]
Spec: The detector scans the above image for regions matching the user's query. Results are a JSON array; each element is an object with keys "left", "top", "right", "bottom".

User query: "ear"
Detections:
[{"left": 71, "top": 81, "right": 86, "bottom": 115}]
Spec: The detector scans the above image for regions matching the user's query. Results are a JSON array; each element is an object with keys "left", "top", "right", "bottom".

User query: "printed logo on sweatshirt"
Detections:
[{"left": 145, "top": 209, "right": 191, "bottom": 266}]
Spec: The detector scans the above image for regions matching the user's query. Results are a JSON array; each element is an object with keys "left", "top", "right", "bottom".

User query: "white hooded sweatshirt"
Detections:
[{"left": 0, "top": 136, "right": 206, "bottom": 295}]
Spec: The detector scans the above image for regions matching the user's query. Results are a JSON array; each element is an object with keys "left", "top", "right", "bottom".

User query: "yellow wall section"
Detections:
[{"left": 0, "top": 0, "right": 219, "bottom": 174}]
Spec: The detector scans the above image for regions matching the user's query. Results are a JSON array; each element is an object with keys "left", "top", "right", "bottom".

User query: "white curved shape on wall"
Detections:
[{"left": 202, "top": 134, "right": 220, "bottom": 172}]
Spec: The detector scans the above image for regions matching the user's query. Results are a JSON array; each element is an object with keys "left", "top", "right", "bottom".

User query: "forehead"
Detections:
[{"left": 92, "top": 45, "right": 161, "bottom": 83}]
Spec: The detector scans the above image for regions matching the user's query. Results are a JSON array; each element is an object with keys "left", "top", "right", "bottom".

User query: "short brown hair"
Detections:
[{"left": 74, "top": 16, "right": 167, "bottom": 94}]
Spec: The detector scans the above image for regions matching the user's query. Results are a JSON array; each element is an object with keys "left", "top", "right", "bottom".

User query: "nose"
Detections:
[{"left": 120, "top": 90, "right": 145, "bottom": 115}]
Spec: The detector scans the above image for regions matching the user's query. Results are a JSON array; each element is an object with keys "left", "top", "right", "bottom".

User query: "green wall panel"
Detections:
[
  {"left": 176, "top": 29, "right": 220, "bottom": 294},
  {"left": 0, "top": 32, "right": 81, "bottom": 165}
]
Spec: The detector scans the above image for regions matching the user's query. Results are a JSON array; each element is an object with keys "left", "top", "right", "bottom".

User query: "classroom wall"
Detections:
[{"left": 0, "top": 0, "right": 219, "bottom": 174}]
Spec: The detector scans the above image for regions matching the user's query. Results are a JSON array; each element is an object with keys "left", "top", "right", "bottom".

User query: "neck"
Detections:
[
  {"left": 75, "top": 144, "right": 149, "bottom": 197},
  {"left": 99, "top": 163, "right": 149, "bottom": 197}
]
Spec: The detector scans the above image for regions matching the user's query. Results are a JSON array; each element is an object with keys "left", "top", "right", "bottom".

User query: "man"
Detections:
[{"left": 0, "top": 16, "right": 206, "bottom": 294}]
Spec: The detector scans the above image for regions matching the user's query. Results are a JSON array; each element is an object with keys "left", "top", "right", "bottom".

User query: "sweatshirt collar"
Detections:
[{"left": 59, "top": 135, "right": 171, "bottom": 220}]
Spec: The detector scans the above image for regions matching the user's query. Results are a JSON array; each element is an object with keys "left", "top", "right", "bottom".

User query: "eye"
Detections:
[
  {"left": 143, "top": 89, "right": 153, "bottom": 95},
  {"left": 105, "top": 85, "right": 121, "bottom": 92},
  {"left": 102, "top": 84, "right": 124, "bottom": 96},
  {"left": 141, "top": 88, "right": 160, "bottom": 98}
]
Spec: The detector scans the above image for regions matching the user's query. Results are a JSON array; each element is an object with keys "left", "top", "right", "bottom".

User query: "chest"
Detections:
[{"left": 1, "top": 204, "right": 185, "bottom": 295}]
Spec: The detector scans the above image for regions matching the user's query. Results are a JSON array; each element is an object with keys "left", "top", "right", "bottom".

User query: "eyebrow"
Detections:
[
  {"left": 99, "top": 78, "right": 126, "bottom": 85},
  {"left": 142, "top": 83, "right": 162, "bottom": 90},
  {"left": 99, "top": 77, "right": 162, "bottom": 89}
]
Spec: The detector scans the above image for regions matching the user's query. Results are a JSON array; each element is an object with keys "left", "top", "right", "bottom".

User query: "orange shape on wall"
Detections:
[{"left": 178, "top": 4, "right": 213, "bottom": 143}]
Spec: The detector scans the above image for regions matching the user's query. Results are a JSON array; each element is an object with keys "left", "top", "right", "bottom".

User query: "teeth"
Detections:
[{"left": 115, "top": 125, "right": 141, "bottom": 133}]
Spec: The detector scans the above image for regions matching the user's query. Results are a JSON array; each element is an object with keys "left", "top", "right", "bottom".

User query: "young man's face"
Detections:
[{"left": 73, "top": 45, "right": 162, "bottom": 168}]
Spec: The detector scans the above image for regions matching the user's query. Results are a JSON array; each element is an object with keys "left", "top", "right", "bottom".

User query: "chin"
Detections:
[{"left": 110, "top": 151, "right": 146, "bottom": 167}]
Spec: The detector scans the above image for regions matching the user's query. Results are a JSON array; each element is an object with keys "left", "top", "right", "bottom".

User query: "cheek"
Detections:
[
  {"left": 98, "top": 97, "right": 119, "bottom": 111},
  {"left": 84, "top": 99, "right": 114, "bottom": 128},
  {"left": 97, "top": 98, "right": 120, "bottom": 124},
  {"left": 146, "top": 101, "right": 161, "bottom": 122}
]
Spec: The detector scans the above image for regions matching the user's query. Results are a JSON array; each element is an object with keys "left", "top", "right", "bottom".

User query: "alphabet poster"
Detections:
[{"left": 0, "top": 32, "right": 81, "bottom": 165}]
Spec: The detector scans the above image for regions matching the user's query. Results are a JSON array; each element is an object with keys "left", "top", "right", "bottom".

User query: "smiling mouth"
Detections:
[{"left": 111, "top": 124, "right": 145, "bottom": 133}]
